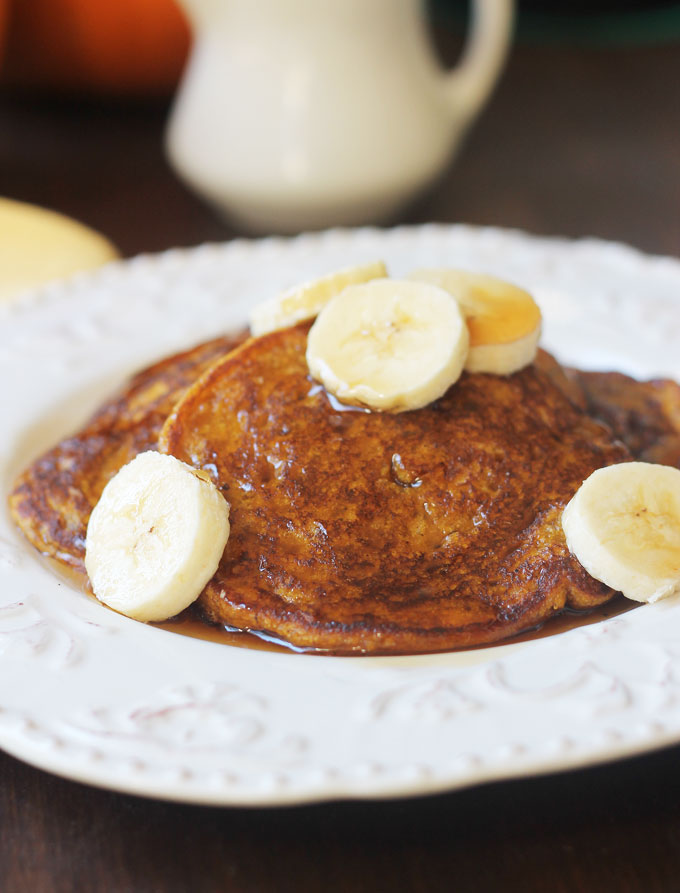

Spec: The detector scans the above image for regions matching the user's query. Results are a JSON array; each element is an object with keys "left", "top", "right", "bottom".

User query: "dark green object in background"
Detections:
[{"left": 429, "top": 0, "right": 680, "bottom": 44}]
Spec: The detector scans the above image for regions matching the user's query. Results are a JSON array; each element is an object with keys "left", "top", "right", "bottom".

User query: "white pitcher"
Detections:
[{"left": 166, "top": 0, "right": 514, "bottom": 233}]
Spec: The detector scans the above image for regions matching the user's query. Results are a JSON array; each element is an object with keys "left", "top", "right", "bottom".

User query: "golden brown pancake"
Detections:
[
  {"left": 158, "top": 324, "right": 630, "bottom": 654},
  {"left": 10, "top": 324, "right": 680, "bottom": 655},
  {"left": 568, "top": 369, "right": 680, "bottom": 468},
  {"left": 9, "top": 333, "right": 247, "bottom": 572}
]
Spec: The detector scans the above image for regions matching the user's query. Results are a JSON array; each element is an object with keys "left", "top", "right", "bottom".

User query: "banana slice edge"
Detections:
[
  {"left": 250, "top": 260, "right": 388, "bottom": 337},
  {"left": 305, "top": 278, "right": 469, "bottom": 412},
  {"left": 562, "top": 462, "right": 680, "bottom": 603},
  {"left": 85, "top": 451, "right": 230, "bottom": 622},
  {"left": 407, "top": 267, "right": 542, "bottom": 374}
]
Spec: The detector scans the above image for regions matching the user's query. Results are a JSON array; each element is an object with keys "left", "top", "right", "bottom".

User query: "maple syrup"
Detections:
[
  {"left": 44, "top": 554, "right": 636, "bottom": 657},
  {"left": 156, "top": 595, "right": 636, "bottom": 656}
]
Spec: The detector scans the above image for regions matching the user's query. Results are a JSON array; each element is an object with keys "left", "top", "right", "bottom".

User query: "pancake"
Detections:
[
  {"left": 568, "top": 369, "right": 680, "bottom": 469},
  {"left": 158, "top": 324, "right": 630, "bottom": 654},
  {"left": 10, "top": 324, "right": 680, "bottom": 654},
  {"left": 9, "top": 333, "right": 247, "bottom": 572}
]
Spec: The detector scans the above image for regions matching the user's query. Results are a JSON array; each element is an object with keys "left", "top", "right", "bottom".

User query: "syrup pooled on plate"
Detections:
[{"left": 155, "top": 595, "right": 636, "bottom": 656}]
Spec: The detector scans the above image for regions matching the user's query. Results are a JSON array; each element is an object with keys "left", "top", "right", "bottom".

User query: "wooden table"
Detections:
[{"left": 1, "top": 39, "right": 680, "bottom": 892}]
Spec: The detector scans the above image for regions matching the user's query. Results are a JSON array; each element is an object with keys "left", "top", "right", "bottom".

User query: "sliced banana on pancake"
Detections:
[
  {"left": 306, "top": 279, "right": 469, "bottom": 412},
  {"left": 85, "top": 451, "right": 230, "bottom": 622},
  {"left": 250, "top": 260, "right": 387, "bottom": 336},
  {"left": 407, "top": 269, "right": 541, "bottom": 374},
  {"left": 562, "top": 462, "right": 680, "bottom": 603}
]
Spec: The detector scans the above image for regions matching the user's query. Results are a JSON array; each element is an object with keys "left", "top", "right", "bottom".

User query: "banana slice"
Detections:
[
  {"left": 407, "top": 269, "right": 541, "bottom": 374},
  {"left": 250, "top": 260, "right": 387, "bottom": 336},
  {"left": 562, "top": 462, "right": 680, "bottom": 603},
  {"left": 306, "top": 279, "right": 469, "bottom": 412},
  {"left": 85, "top": 451, "right": 230, "bottom": 622}
]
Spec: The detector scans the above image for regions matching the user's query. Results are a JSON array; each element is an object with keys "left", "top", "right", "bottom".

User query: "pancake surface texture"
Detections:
[
  {"left": 159, "top": 324, "right": 630, "bottom": 654},
  {"left": 570, "top": 369, "right": 680, "bottom": 469},
  {"left": 11, "top": 325, "right": 680, "bottom": 655},
  {"left": 10, "top": 334, "right": 246, "bottom": 571}
]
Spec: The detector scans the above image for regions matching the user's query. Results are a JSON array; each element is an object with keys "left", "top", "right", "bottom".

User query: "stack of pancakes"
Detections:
[{"left": 9, "top": 326, "right": 680, "bottom": 654}]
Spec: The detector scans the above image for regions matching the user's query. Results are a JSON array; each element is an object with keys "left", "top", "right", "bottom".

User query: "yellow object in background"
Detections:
[{"left": 0, "top": 198, "right": 119, "bottom": 301}]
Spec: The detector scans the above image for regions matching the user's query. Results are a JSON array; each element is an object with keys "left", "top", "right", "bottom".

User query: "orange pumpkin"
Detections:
[
  {"left": 0, "top": 0, "right": 8, "bottom": 59},
  {"left": 4, "top": 0, "right": 191, "bottom": 95}
]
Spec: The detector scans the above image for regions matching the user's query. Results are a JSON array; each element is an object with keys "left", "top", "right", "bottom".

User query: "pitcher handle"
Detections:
[{"left": 443, "top": 0, "right": 514, "bottom": 123}]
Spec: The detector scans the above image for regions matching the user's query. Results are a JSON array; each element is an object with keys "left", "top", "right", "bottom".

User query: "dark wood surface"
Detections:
[{"left": 1, "top": 38, "right": 680, "bottom": 893}]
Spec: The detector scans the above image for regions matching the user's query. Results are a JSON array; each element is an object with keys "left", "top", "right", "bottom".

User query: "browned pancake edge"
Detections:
[{"left": 9, "top": 333, "right": 247, "bottom": 572}]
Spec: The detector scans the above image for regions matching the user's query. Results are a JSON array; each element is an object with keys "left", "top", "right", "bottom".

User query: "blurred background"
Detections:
[{"left": 0, "top": 0, "right": 677, "bottom": 267}]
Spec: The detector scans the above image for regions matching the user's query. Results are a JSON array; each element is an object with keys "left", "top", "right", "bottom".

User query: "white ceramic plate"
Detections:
[{"left": 2, "top": 225, "right": 680, "bottom": 807}]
